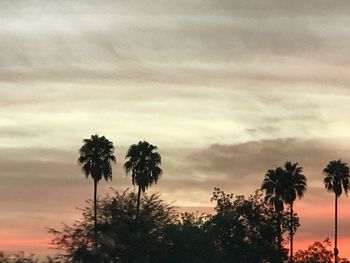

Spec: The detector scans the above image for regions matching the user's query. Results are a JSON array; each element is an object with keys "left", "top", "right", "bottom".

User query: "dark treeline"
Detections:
[
  {"left": 47, "top": 189, "right": 295, "bottom": 262},
  {"left": 1, "top": 134, "right": 350, "bottom": 263},
  {"left": 47, "top": 189, "right": 349, "bottom": 263}
]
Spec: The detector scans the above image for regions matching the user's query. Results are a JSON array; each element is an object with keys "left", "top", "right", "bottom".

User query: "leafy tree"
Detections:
[
  {"left": 124, "top": 141, "right": 162, "bottom": 220},
  {"left": 160, "top": 212, "right": 217, "bottom": 263},
  {"left": 49, "top": 188, "right": 300, "bottom": 263},
  {"left": 78, "top": 134, "right": 116, "bottom": 250},
  {"left": 49, "top": 189, "right": 176, "bottom": 263},
  {"left": 323, "top": 160, "right": 350, "bottom": 262},
  {"left": 294, "top": 238, "right": 349, "bottom": 263},
  {"left": 283, "top": 161, "right": 307, "bottom": 262},
  {"left": 208, "top": 188, "right": 295, "bottom": 262}
]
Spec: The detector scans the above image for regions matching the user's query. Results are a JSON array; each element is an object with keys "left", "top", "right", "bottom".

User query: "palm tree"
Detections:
[
  {"left": 124, "top": 140, "right": 162, "bottom": 221},
  {"left": 261, "top": 166, "right": 286, "bottom": 260},
  {"left": 323, "top": 159, "right": 350, "bottom": 263},
  {"left": 78, "top": 134, "right": 116, "bottom": 249},
  {"left": 282, "top": 161, "right": 307, "bottom": 263}
]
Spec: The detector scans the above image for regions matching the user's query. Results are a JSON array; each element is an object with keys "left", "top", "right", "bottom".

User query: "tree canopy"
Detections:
[{"left": 49, "top": 188, "right": 299, "bottom": 263}]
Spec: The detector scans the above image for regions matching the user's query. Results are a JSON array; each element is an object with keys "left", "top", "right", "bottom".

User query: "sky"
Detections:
[{"left": 1, "top": 0, "right": 350, "bottom": 258}]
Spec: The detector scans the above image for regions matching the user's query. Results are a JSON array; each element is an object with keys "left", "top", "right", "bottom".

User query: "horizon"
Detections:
[{"left": 1, "top": 0, "right": 350, "bottom": 260}]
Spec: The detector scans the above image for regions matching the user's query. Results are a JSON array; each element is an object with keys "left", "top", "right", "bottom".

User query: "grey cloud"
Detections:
[
  {"left": 246, "top": 126, "right": 279, "bottom": 137},
  {"left": 2, "top": 0, "right": 349, "bottom": 16},
  {"left": 2, "top": 0, "right": 350, "bottom": 84},
  {"left": 154, "top": 138, "right": 350, "bottom": 204},
  {"left": 0, "top": 127, "right": 42, "bottom": 138},
  {"left": 190, "top": 138, "right": 350, "bottom": 177},
  {"left": 0, "top": 145, "right": 136, "bottom": 214}
]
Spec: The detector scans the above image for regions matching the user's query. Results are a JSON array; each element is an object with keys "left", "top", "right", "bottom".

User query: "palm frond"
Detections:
[
  {"left": 124, "top": 140, "right": 162, "bottom": 192},
  {"left": 323, "top": 159, "right": 350, "bottom": 197},
  {"left": 78, "top": 134, "right": 116, "bottom": 182}
]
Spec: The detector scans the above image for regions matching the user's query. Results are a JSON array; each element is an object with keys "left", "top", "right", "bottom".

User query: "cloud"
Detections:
[
  {"left": 2, "top": 0, "right": 350, "bottom": 85},
  {"left": 1, "top": 0, "right": 350, "bottom": 257},
  {"left": 153, "top": 138, "right": 350, "bottom": 202}
]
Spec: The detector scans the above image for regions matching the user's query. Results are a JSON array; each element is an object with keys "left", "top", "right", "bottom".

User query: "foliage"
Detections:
[
  {"left": 283, "top": 161, "right": 307, "bottom": 205},
  {"left": 294, "top": 238, "right": 349, "bottom": 263},
  {"left": 124, "top": 141, "right": 162, "bottom": 193},
  {"left": 49, "top": 187, "right": 303, "bottom": 263},
  {"left": 261, "top": 167, "right": 286, "bottom": 212},
  {"left": 323, "top": 160, "right": 350, "bottom": 197},
  {"left": 78, "top": 134, "right": 116, "bottom": 182},
  {"left": 49, "top": 189, "right": 176, "bottom": 263},
  {"left": 124, "top": 140, "right": 162, "bottom": 220},
  {"left": 159, "top": 212, "right": 217, "bottom": 263},
  {"left": 208, "top": 188, "right": 297, "bottom": 262},
  {"left": 0, "top": 251, "right": 38, "bottom": 263}
]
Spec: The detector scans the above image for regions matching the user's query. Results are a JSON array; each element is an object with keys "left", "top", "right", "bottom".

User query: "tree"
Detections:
[
  {"left": 124, "top": 141, "right": 162, "bottom": 220},
  {"left": 49, "top": 188, "right": 298, "bottom": 263},
  {"left": 323, "top": 160, "right": 350, "bottom": 262},
  {"left": 208, "top": 188, "right": 293, "bottom": 262},
  {"left": 49, "top": 189, "right": 177, "bottom": 263},
  {"left": 161, "top": 212, "right": 217, "bottom": 263},
  {"left": 261, "top": 167, "right": 286, "bottom": 260},
  {"left": 283, "top": 161, "right": 307, "bottom": 262},
  {"left": 294, "top": 238, "right": 349, "bottom": 263},
  {"left": 78, "top": 134, "right": 116, "bottom": 250}
]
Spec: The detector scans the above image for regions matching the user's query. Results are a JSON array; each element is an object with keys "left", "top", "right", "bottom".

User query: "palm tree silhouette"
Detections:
[
  {"left": 124, "top": 140, "right": 162, "bottom": 221},
  {"left": 78, "top": 134, "right": 116, "bottom": 249},
  {"left": 261, "top": 166, "right": 285, "bottom": 260},
  {"left": 323, "top": 159, "right": 350, "bottom": 263},
  {"left": 283, "top": 161, "right": 307, "bottom": 263}
]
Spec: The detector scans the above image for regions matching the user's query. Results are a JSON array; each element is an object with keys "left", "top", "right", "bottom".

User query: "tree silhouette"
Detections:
[
  {"left": 283, "top": 161, "right": 307, "bottom": 263},
  {"left": 49, "top": 188, "right": 294, "bottom": 262},
  {"left": 209, "top": 188, "right": 292, "bottom": 262},
  {"left": 49, "top": 189, "right": 178, "bottom": 263},
  {"left": 323, "top": 160, "right": 350, "bottom": 263},
  {"left": 261, "top": 167, "right": 286, "bottom": 261},
  {"left": 78, "top": 134, "right": 116, "bottom": 250},
  {"left": 163, "top": 212, "right": 217, "bottom": 263},
  {"left": 294, "top": 238, "right": 350, "bottom": 263},
  {"left": 124, "top": 140, "right": 162, "bottom": 220}
]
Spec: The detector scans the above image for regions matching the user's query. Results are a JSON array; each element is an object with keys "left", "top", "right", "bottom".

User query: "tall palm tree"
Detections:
[
  {"left": 78, "top": 134, "right": 116, "bottom": 249},
  {"left": 283, "top": 161, "right": 307, "bottom": 263},
  {"left": 124, "top": 140, "right": 162, "bottom": 221},
  {"left": 323, "top": 159, "right": 350, "bottom": 263},
  {"left": 261, "top": 166, "right": 286, "bottom": 260}
]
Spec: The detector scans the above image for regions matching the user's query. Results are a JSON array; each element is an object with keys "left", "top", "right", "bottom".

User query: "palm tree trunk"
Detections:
[
  {"left": 277, "top": 211, "right": 282, "bottom": 262},
  {"left": 93, "top": 179, "right": 98, "bottom": 250},
  {"left": 334, "top": 194, "right": 338, "bottom": 263},
  {"left": 136, "top": 185, "right": 142, "bottom": 221},
  {"left": 290, "top": 202, "right": 294, "bottom": 263}
]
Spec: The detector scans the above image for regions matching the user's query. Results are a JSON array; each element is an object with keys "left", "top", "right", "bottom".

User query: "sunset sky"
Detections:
[{"left": 2, "top": 0, "right": 350, "bottom": 258}]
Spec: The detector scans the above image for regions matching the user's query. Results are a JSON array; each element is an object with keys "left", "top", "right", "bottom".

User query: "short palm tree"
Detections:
[
  {"left": 78, "top": 134, "right": 116, "bottom": 249},
  {"left": 323, "top": 159, "right": 350, "bottom": 263},
  {"left": 283, "top": 161, "right": 307, "bottom": 263},
  {"left": 261, "top": 166, "right": 286, "bottom": 260},
  {"left": 124, "top": 140, "right": 162, "bottom": 220}
]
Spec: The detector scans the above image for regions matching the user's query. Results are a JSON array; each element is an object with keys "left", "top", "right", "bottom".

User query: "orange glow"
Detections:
[{"left": 0, "top": 238, "right": 49, "bottom": 246}]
